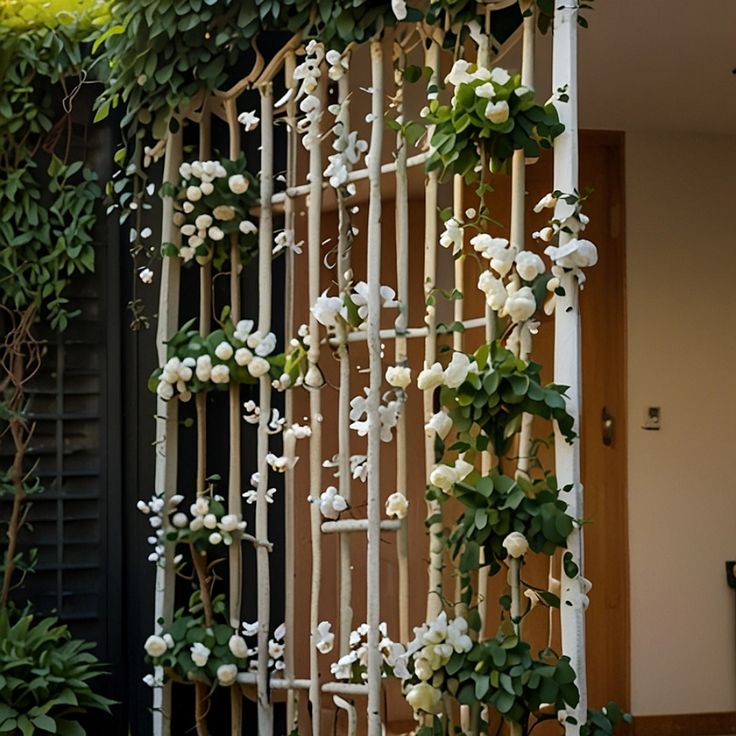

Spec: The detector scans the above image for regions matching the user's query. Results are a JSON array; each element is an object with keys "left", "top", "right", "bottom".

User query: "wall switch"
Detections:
[{"left": 642, "top": 406, "right": 661, "bottom": 430}]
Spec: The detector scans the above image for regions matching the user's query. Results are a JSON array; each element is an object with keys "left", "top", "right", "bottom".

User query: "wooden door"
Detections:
[{"left": 290, "top": 130, "right": 628, "bottom": 732}]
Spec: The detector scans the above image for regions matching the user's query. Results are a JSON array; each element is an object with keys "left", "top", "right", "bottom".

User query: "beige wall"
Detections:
[{"left": 625, "top": 131, "right": 736, "bottom": 714}]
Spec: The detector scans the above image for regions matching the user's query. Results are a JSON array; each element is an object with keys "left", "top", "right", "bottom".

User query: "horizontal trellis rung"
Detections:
[{"left": 321, "top": 519, "right": 402, "bottom": 534}]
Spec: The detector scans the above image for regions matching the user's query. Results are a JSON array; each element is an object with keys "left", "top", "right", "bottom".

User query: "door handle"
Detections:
[{"left": 602, "top": 407, "right": 614, "bottom": 447}]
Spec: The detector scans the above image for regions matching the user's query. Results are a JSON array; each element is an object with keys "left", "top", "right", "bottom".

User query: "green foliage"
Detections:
[
  {"left": 439, "top": 341, "right": 576, "bottom": 458},
  {"left": 0, "top": 0, "right": 111, "bottom": 31},
  {"left": 424, "top": 64, "right": 564, "bottom": 179},
  {"left": 581, "top": 702, "right": 633, "bottom": 735},
  {"left": 0, "top": 609, "right": 114, "bottom": 735},
  {"left": 448, "top": 470, "right": 575, "bottom": 575}
]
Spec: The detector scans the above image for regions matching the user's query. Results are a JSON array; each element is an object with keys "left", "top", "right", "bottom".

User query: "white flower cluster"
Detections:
[
  {"left": 417, "top": 351, "right": 478, "bottom": 392},
  {"left": 241, "top": 621, "right": 286, "bottom": 672},
  {"left": 439, "top": 217, "right": 464, "bottom": 255},
  {"left": 400, "top": 612, "right": 473, "bottom": 714},
  {"left": 533, "top": 192, "right": 598, "bottom": 287},
  {"left": 385, "top": 491, "right": 409, "bottom": 519},
  {"left": 242, "top": 471, "right": 277, "bottom": 506},
  {"left": 311, "top": 281, "right": 399, "bottom": 330},
  {"left": 137, "top": 493, "right": 184, "bottom": 563},
  {"left": 295, "top": 41, "right": 324, "bottom": 150},
  {"left": 272, "top": 229, "right": 303, "bottom": 256},
  {"left": 428, "top": 455, "right": 474, "bottom": 492},
  {"left": 349, "top": 388, "right": 401, "bottom": 443},
  {"left": 446, "top": 60, "right": 517, "bottom": 125},
  {"left": 237, "top": 110, "right": 259, "bottom": 132},
  {"left": 156, "top": 356, "right": 196, "bottom": 402},
  {"left": 317, "top": 485, "right": 348, "bottom": 520},
  {"left": 322, "top": 453, "right": 368, "bottom": 483},
  {"left": 330, "top": 623, "right": 407, "bottom": 681},
  {"left": 385, "top": 365, "right": 411, "bottom": 389},
  {"left": 172, "top": 160, "right": 255, "bottom": 263}
]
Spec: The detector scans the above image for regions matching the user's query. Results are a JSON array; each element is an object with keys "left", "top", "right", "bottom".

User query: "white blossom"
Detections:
[
  {"left": 445, "top": 59, "right": 473, "bottom": 87},
  {"left": 385, "top": 492, "right": 409, "bottom": 519},
  {"left": 144, "top": 635, "right": 167, "bottom": 658},
  {"left": 139, "top": 267, "right": 154, "bottom": 284},
  {"left": 228, "top": 175, "right": 249, "bottom": 195},
  {"left": 213, "top": 205, "right": 236, "bottom": 221},
  {"left": 439, "top": 218, "right": 464, "bottom": 255},
  {"left": 425, "top": 411, "right": 453, "bottom": 440},
  {"left": 233, "top": 319, "right": 254, "bottom": 343},
  {"left": 190, "top": 642, "right": 211, "bottom": 667},
  {"left": 217, "top": 664, "right": 238, "bottom": 686},
  {"left": 215, "top": 341, "right": 234, "bottom": 361},
  {"left": 319, "top": 486, "right": 348, "bottom": 519},
  {"left": 385, "top": 365, "right": 411, "bottom": 389},
  {"left": 485, "top": 100, "right": 509, "bottom": 124},
  {"left": 533, "top": 192, "right": 558, "bottom": 213},
  {"left": 186, "top": 186, "right": 202, "bottom": 202},
  {"left": 229, "top": 635, "right": 249, "bottom": 659},
  {"left": 502, "top": 284, "right": 537, "bottom": 323},
  {"left": 311, "top": 291, "right": 347, "bottom": 328},
  {"left": 474, "top": 82, "right": 496, "bottom": 99},
  {"left": 477, "top": 270, "right": 508, "bottom": 311},
  {"left": 211, "top": 364, "right": 230, "bottom": 384},
  {"left": 238, "top": 110, "right": 260, "bottom": 132},
  {"left": 239, "top": 220, "right": 258, "bottom": 235},
  {"left": 490, "top": 67, "right": 511, "bottom": 85},
  {"left": 502, "top": 531, "right": 529, "bottom": 558},
  {"left": 443, "top": 352, "right": 475, "bottom": 389},
  {"left": 417, "top": 362, "right": 444, "bottom": 391},
  {"left": 315, "top": 621, "right": 335, "bottom": 654},
  {"left": 247, "top": 356, "right": 270, "bottom": 378},
  {"left": 406, "top": 682, "right": 442, "bottom": 713},
  {"left": 515, "top": 251, "right": 545, "bottom": 281},
  {"left": 544, "top": 238, "right": 598, "bottom": 269}
]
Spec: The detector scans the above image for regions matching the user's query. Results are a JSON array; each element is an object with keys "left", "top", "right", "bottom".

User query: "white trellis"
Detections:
[{"left": 146, "top": 2, "right": 590, "bottom": 733}]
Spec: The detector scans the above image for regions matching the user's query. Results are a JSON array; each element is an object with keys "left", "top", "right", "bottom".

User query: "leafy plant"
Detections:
[{"left": 0, "top": 609, "right": 114, "bottom": 735}]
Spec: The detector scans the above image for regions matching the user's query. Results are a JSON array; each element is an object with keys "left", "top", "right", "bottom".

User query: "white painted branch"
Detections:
[
  {"left": 321, "top": 519, "right": 402, "bottom": 533},
  {"left": 270, "top": 152, "right": 428, "bottom": 205},
  {"left": 282, "top": 49, "right": 299, "bottom": 735},
  {"left": 255, "top": 82, "right": 275, "bottom": 736},
  {"left": 365, "top": 40, "right": 384, "bottom": 736},
  {"left": 152, "top": 130, "right": 182, "bottom": 736},
  {"left": 336, "top": 68, "right": 354, "bottom": 660},
  {"left": 393, "top": 43, "right": 410, "bottom": 645},
  {"left": 552, "top": 3, "right": 587, "bottom": 733},
  {"left": 452, "top": 175, "right": 465, "bottom": 355},
  {"left": 306, "top": 75, "right": 325, "bottom": 736},
  {"left": 333, "top": 696, "right": 358, "bottom": 736}
]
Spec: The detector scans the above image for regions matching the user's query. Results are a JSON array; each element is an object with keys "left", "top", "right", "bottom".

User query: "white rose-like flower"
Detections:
[
  {"left": 414, "top": 657, "right": 434, "bottom": 681},
  {"left": 425, "top": 411, "right": 453, "bottom": 440},
  {"left": 200, "top": 181, "right": 214, "bottom": 196},
  {"left": 156, "top": 381, "right": 174, "bottom": 400},
  {"left": 315, "top": 621, "right": 335, "bottom": 654},
  {"left": 474, "top": 82, "right": 496, "bottom": 99},
  {"left": 533, "top": 192, "right": 557, "bottom": 213},
  {"left": 478, "top": 270, "right": 508, "bottom": 311},
  {"left": 490, "top": 67, "right": 511, "bottom": 85},
  {"left": 172, "top": 512, "right": 189, "bottom": 528},
  {"left": 228, "top": 175, "right": 249, "bottom": 194},
  {"left": 217, "top": 664, "right": 238, "bottom": 686},
  {"left": 385, "top": 365, "right": 411, "bottom": 389},
  {"left": 195, "top": 354, "right": 212, "bottom": 381},
  {"left": 417, "top": 362, "right": 444, "bottom": 391},
  {"left": 319, "top": 486, "right": 348, "bottom": 519},
  {"left": 144, "top": 635, "right": 167, "bottom": 658},
  {"left": 453, "top": 456, "right": 474, "bottom": 482},
  {"left": 443, "top": 352, "right": 473, "bottom": 389},
  {"left": 247, "top": 356, "right": 270, "bottom": 378},
  {"left": 445, "top": 59, "right": 473, "bottom": 87},
  {"left": 229, "top": 634, "right": 249, "bottom": 659},
  {"left": 503, "top": 285, "right": 537, "bottom": 323},
  {"left": 439, "top": 217, "right": 464, "bottom": 255},
  {"left": 515, "top": 251, "right": 545, "bottom": 281},
  {"left": 544, "top": 238, "right": 598, "bottom": 269},
  {"left": 190, "top": 642, "right": 211, "bottom": 667},
  {"left": 210, "top": 364, "right": 230, "bottom": 384},
  {"left": 429, "top": 464, "right": 458, "bottom": 492},
  {"left": 385, "top": 491, "right": 409, "bottom": 519},
  {"left": 485, "top": 100, "right": 510, "bottom": 124},
  {"left": 502, "top": 531, "right": 529, "bottom": 558},
  {"left": 213, "top": 205, "right": 235, "bottom": 221},
  {"left": 235, "top": 347, "right": 252, "bottom": 366},
  {"left": 311, "top": 291, "right": 346, "bottom": 327},
  {"left": 239, "top": 220, "right": 258, "bottom": 235},
  {"left": 215, "top": 341, "right": 234, "bottom": 360},
  {"left": 208, "top": 226, "right": 224, "bottom": 241},
  {"left": 186, "top": 186, "right": 202, "bottom": 202},
  {"left": 238, "top": 110, "right": 260, "bottom": 132},
  {"left": 406, "top": 682, "right": 442, "bottom": 713},
  {"left": 179, "top": 162, "right": 192, "bottom": 180}
]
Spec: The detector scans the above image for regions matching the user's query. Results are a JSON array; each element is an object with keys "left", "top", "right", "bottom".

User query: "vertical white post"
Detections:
[
  {"left": 152, "top": 130, "right": 182, "bottom": 736},
  {"left": 306, "top": 75, "right": 324, "bottom": 736},
  {"left": 552, "top": 4, "right": 587, "bottom": 733},
  {"left": 365, "top": 39, "right": 384, "bottom": 736},
  {"left": 393, "top": 42, "right": 410, "bottom": 644},
  {"left": 256, "top": 84, "right": 275, "bottom": 736}
]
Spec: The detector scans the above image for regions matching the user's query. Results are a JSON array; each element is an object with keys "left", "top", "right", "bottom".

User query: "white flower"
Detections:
[
  {"left": 439, "top": 218, "right": 464, "bottom": 255},
  {"left": 239, "top": 220, "right": 258, "bottom": 235},
  {"left": 391, "top": 0, "right": 407, "bottom": 20},
  {"left": 268, "top": 640, "right": 284, "bottom": 660},
  {"left": 217, "top": 664, "right": 238, "bottom": 686},
  {"left": 319, "top": 486, "right": 348, "bottom": 519},
  {"left": 139, "top": 267, "right": 154, "bottom": 284},
  {"left": 213, "top": 205, "right": 236, "bottom": 221},
  {"left": 502, "top": 531, "right": 529, "bottom": 558},
  {"left": 406, "top": 682, "right": 442, "bottom": 713},
  {"left": 211, "top": 364, "right": 230, "bottom": 384},
  {"left": 414, "top": 657, "right": 434, "bottom": 681},
  {"left": 425, "top": 411, "right": 453, "bottom": 440},
  {"left": 429, "top": 464, "right": 457, "bottom": 491},
  {"left": 235, "top": 347, "right": 252, "bottom": 366},
  {"left": 172, "top": 512, "right": 188, "bottom": 528},
  {"left": 156, "top": 381, "right": 174, "bottom": 400},
  {"left": 247, "top": 356, "right": 270, "bottom": 378},
  {"left": 218, "top": 514, "right": 245, "bottom": 533},
  {"left": 186, "top": 186, "right": 202, "bottom": 202},
  {"left": 502, "top": 285, "right": 537, "bottom": 323},
  {"left": 179, "top": 246, "right": 195, "bottom": 262},
  {"left": 477, "top": 270, "right": 508, "bottom": 311},
  {"left": 534, "top": 226, "right": 554, "bottom": 242},
  {"left": 515, "top": 251, "right": 545, "bottom": 281},
  {"left": 228, "top": 175, "right": 249, "bottom": 194},
  {"left": 446, "top": 59, "right": 473, "bottom": 87},
  {"left": 544, "top": 238, "right": 598, "bottom": 269},
  {"left": 242, "top": 621, "right": 259, "bottom": 637},
  {"left": 533, "top": 193, "right": 558, "bottom": 213},
  {"left": 311, "top": 291, "right": 346, "bottom": 327},
  {"left": 490, "top": 67, "right": 511, "bottom": 85},
  {"left": 200, "top": 181, "right": 214, "bottom": 196},
  {"left": 238, "top": 110, "right": 260, "bottom": 132},
  {"left": 233, "top": 319, "right": 254, "bottom": 343},
  {"left": 385, "top": 365, "right": 411, "bottom": 389},
  {"left": 246, "top": 330, "right": 277, "bottom": 356},
  {"left": 203, "top": 513, "right": 218, "bottom": 530},
  {"left": 385, "top": 492, "right": 409, "bottom": 519},
  {"left": 474, "top": 82, "right": 496, "bottom": 99},
  {"left": 315, "top": 621, "right": 335, "bottom": 654},
  {"left": 417, "top": 363, "right": 444, "bottom": 391},
  {"left": 485, "top": 100, "right": 510, "bottom": 124},
  {"left": 195, "top": 354, "right": 212, "bottom": 381},
  {"left": 215, "top": 341, "right": 234, "bottom": 360},
  {"left": 190, "top": 642, "right": 211, "bottom": 667},
  {"left": 325, "top": 49, "right": 349, "bottom": 81},
  {"left": 444, "top": 352, "right": 474, "bottom": 389},
  {"left": 144, "top": 635, "right": 167, "bottom": 658},
  {"left": 179, "top": 162, "right": 192, "bottom": 180},
  {"left": 208, "top": 226, "right": 224, "bottom": 241},
  {"left": 229, "top": 634, "right": 249, "bottom": 659},
  {"left": 454, "top": 456, "right": 474, "bottom": 482}
]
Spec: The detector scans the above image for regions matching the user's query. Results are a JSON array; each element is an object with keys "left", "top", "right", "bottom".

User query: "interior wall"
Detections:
[{"left": 625, "top": 131, "right": 736, "bottom": 715}]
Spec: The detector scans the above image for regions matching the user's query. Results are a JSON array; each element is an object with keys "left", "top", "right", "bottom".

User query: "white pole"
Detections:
[
  {"left": 552, "top": 4, "right": 587, "bottom": 733},
  {"left": 365, "top": 39, "right": 384, "bottom": 736}
]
